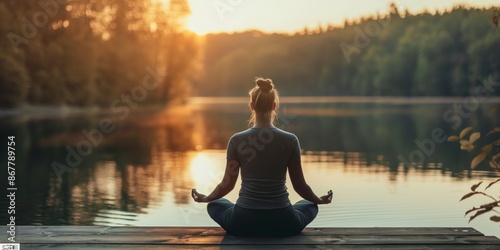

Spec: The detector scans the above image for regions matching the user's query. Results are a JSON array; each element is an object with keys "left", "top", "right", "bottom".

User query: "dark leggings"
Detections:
[{"left": 207, "top": 198, "right": 318, "bottom": 236}]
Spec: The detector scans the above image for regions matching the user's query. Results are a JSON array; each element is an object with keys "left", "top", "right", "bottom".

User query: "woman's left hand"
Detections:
[{"left": 191, "top": 189, "right": 210, "bottom": 203}]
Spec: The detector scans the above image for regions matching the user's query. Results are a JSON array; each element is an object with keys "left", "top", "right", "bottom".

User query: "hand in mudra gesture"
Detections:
[
  {"left": 191, "top": 189, "right": 210, "bottom": 203},
  {"left": 318, "top": 190, "right": 333, "bottom": 204}
]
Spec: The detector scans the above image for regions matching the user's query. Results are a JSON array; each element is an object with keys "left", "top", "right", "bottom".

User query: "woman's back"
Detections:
[
  {"left": 228, "top": 127, "right": 298, "bottom": 179},
  {"left": 227, "top": 127, "right": 300, "bottom": 209}
]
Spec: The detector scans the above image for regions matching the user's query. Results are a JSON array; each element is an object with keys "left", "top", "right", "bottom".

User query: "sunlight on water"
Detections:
[
  {"left": 189, "top": 151, "right": 222, "bottom": 189},
  {"left": 4, "top": 100, "right": 499, "bottom": 238},
  {"left": 88, "top": 150, "right": 500, "bottom": 238}
]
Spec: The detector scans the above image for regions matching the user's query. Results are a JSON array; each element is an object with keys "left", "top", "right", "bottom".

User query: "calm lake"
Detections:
[{"left": 1, "top": 97, "right": 499, "bottom": 237}]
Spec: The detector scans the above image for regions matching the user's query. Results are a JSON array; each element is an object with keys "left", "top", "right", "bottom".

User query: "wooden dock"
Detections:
[{"left": 6, "top": 226, "right": 500, "bottom": 249}]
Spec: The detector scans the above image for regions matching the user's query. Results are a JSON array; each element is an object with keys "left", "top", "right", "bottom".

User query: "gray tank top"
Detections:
[{"left": 226, "top": 127, "right": 301, "bottom": 209}]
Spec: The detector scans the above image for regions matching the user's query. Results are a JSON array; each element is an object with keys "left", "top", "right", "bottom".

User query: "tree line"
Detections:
[
  {"left": 1, "top": 3, "right": 499, "bottom": 108},
  {"left": 0, "top": 0, "right": 198, "bottom": 108},
  {"left": 195, "top": 5, "right": 500, "bottom": 97}
]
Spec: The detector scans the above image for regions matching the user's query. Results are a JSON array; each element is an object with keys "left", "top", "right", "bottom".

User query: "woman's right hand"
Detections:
[
  {"left": 191, "top": 189, "right": 210, "bottom": 203},
  {"left": 318, "top": 190, "right": 333, "bottom": 204}
]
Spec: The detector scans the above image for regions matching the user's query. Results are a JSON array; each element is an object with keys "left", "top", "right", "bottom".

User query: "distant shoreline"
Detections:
[
  {"left": 2, "top": 96, "right": 500, "bottom": 119},
  {"left": 189, "top": 96, "right": 500, "bottom": 104},
  {"left": 0, "top": 104, "right": 169, "bottom": 120}
]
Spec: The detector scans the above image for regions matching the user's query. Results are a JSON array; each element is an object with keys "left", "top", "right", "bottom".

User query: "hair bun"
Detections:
[{"left": 256, "top": 78, "right": 273, "bottom": 92}]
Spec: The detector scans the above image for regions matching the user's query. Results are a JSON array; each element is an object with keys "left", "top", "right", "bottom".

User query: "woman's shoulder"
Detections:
[
  {"left": 270, "top": 127, "right": 296, "bottom": 137},
  {"left": 230, "top": 127, "right": 298, "bottom": 140},
  {"left": 229, "top": 128, "right": 253, "bottom": 140}
]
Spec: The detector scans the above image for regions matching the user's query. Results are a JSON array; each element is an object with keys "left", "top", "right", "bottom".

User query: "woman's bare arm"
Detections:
[
  {"left": 192, "top": 160, "right": 240, "bottom": 203},
  {"left": 288, "top": 160, "right": 332, "bottom": 204}
]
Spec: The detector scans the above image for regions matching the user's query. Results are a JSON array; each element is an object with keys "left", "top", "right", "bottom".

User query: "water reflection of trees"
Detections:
[
  {"left": 287, "top": 103, "right": 500, "bottom": 176},
  {"left": 0, "top": 109, "right": 197, "bottom": 225},
  {"left": 1, "top": 102, "right": 499, "bottom": 225},
  {"left": 194, "top": 102, "right": 500, "bottom": 176}
]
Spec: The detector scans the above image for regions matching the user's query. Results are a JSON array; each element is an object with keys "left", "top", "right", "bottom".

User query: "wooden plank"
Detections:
[
  {"left": 9, "top": 226, "right": 500, "bottom": 247},
  {"left": 303, "top": 227, "right": 485, "bottom": 236},
  {"left": 14, "top": 234, "right": 500, "bottom": 245},
  {"left": 13, "top": 226, "right": 485, "bottom": 237},
  {"left": 18, "top": 244, "right": 500, "bottom": 250},
  {"left": 16, "top": 226, "right": 224, "bottom": 237}
]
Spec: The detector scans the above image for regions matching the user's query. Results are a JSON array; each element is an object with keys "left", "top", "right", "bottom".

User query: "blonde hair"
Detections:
[{"left": 248, "top": 77, "right": 279, "bottom": 126}]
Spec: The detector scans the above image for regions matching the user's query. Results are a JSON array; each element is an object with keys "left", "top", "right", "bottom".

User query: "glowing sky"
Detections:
[{"left": 185, "top": 0, "right": 499, "bottom": 35}]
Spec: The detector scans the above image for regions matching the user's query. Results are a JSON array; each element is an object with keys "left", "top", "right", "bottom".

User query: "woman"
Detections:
[{"left": 191, "top": 77, "right": 333, "bottom": 236}]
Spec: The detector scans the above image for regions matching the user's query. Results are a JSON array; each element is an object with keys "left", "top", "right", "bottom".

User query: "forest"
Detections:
[
  {"left": 0, "top": 0, "right": 197, "bottom": 108},
  {"left": 195, "top": 5, "right": 500, "bottom": 97},
  {"left": 0, "top": 2, "right": 499, "bottom": 108}
]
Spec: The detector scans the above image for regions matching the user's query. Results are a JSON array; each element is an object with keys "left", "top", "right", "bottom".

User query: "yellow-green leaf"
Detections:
[
  {"left": 460, "top": 140, "right": 471, "bottom": 146},
  {"left": 469, "top": 132, "right": 480, "bottom": 144},
  {"left": 461, "top": 144, "right": 475, "bottom": 151},
  {"left": 486, "top": 127, "right": 500, "bottom": 136},
  {"left": 465, "top": 207, "right": 479, "bottom": 216},
  {"left": 490, "top": 107, "right": 500, "bottom": 114},
  {"left": 493, "top": 153, "right": 500, "bottom": 161},
  {"left": 460, "top": 192, "right": 479, "bottom": 201},
  {"left": 471, "top": 152, "right": 487, "bottom": 169},
  {"left": 447, "top": 135, "right": 460, "bottom": 142},
  {"left": 490, "top": 216, "right": 500, "bottom": 222},
  {"left": 485, "top": 178, "right": 500, "bottom": 190},
  {"left": 469, "top": 209, "right": 492, "bottom": 223},
  {"left": 481, "top": 144, "right": 493, "bottom": 153},
  {"left": 460, "top": 127, "right": 472, "bottom": 139},
  {"left": 470, "top": 181, "right": 482, "bottom": 191},
  {"left": 489, "top": 160, "right": 499, "bottom": 171}
]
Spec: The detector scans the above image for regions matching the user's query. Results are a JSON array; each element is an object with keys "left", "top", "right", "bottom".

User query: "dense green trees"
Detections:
[
  {"left": 1, "top": 3, "right": 498, "bottom": 108},
  {"left": 0, "top": 0, "right": 198, "bottom": 108},
  {"left": 195, "top": 6, "right": 500, "bottom": 97}
]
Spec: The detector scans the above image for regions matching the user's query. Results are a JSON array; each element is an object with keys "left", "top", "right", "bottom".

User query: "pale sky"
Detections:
[{"left": 185, "top": 0, "right": 499, "bottom": 35}]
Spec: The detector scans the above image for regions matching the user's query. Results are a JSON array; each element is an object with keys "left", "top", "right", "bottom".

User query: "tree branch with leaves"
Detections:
[{"left": 448, "top": 120, "right": 500, "bottom": 223}]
